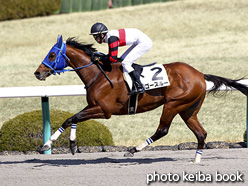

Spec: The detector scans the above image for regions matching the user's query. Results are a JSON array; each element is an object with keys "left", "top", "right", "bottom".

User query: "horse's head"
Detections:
[{"left": 34, "top": 35, "right": 70, "bottom": 80}]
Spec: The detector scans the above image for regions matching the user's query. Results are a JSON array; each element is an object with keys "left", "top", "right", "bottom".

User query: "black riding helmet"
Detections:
[
  {"left": 90, "top": 23, "right": 108, "bottom": 44},
  {"left": 90, "top": 22, "right": 108, "bottom": 35}
]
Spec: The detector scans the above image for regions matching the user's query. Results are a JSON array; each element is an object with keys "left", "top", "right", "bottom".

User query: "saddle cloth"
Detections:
[{"left": 124, "top": 63, "right": 170, "bottom": 91}]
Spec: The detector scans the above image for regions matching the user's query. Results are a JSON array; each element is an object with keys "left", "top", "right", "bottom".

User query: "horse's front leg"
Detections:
[
  {"left": 65, "top": 105, "right": 109, "bottom": 155},
  {"left": 41, "top": 105, "right": 108, "bottom": 154}
]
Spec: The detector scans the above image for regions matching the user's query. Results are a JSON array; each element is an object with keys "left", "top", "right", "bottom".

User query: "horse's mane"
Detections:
[{"left": 66, "top": 37, "right": 97, "bottom": 57}]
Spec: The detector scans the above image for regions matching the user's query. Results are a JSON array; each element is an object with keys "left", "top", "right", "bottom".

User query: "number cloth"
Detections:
[{"left": 124, "top": 64, "right": 170, "bottom": 91}]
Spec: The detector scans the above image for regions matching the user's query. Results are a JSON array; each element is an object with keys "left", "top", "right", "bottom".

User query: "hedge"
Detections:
[
  {"left": 0, "top": 0, "right": 177, "bottom": 21},
  {"left": 0, "top": 0, "right": 61, "bottom": 21},
  {"left": 0, "top": 110, "right": 114, "bottom": 152}
]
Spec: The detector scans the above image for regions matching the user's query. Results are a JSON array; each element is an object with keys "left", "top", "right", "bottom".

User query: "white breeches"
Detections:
[{"left": 121, "top": 35, "right": 152, "bottom": 73}]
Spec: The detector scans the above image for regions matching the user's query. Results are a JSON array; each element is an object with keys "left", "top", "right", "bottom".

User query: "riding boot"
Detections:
[{"left": 128, "top": 71, "right": 145, "bottom": 95}]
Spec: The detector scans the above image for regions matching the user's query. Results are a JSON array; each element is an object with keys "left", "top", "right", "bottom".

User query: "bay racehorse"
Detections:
[{"left": 34, "top": 35, "right": 248, "bottom": 163}]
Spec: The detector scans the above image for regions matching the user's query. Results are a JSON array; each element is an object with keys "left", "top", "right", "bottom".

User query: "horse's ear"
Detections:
[
  {"left": 57, "top": 35, "right": 63, "bottom": 48},
  {"left": 57, "top": 34, "right": 61, "bottom": 42}
]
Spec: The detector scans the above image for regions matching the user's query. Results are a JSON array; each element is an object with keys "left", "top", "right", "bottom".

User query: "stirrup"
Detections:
[{"left": 128, "top": 87, "right": 145, "bottom": 95}]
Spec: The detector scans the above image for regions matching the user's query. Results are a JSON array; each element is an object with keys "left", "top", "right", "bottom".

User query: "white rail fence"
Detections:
[
  {"left": 0, "top": 81, "right": 248, "bottom": 154},
  {"left": 0, "top": 85, "right": 86, "bottom": 154}
]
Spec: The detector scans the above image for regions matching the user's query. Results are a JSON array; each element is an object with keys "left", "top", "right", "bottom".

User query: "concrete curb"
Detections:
[{"left": 0, "top": 141, "right": 246, "bottom": 155}]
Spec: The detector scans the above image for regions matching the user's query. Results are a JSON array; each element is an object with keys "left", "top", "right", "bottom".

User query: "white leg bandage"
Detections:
[
  {"left": 51, "top": 127, "right": 64, "bottom": 141},
  {"left": 44, "top": 127, "right": 64, "bottom": 147},
  {"left": 194, "top": 150, "right": 203, "bottom": 163},
  {"left": 136, "top": 138, "right": 153, "bottom": 151},
  {"left": 70, "top": 124, "right": 77, "bottom": 141}
]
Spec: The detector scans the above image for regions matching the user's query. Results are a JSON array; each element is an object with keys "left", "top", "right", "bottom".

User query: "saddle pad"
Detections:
[{"left": 124, "top": 64, "right": 170, "bottom": 91}]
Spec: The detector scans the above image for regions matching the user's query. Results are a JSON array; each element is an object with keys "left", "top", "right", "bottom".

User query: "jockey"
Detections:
[{"left": 90, "top": 22, "right": 152, "bottom": 95}]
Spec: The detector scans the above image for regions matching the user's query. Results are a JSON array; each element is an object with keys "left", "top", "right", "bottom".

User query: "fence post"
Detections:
[
  {"left": 41, "top": 97, "right": 51, "bottom": 154},
  {"left": 247, "top": 97, "right": 248, "bottom": 148}
]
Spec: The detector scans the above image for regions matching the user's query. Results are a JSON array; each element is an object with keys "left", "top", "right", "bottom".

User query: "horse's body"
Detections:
[{"left": 34, "top": 36, "right": 248, "bottom": 162}]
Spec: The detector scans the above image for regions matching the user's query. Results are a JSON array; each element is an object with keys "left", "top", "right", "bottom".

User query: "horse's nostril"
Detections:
[{"left": 34, "top": 71, "right": 40, "bottom": 78}]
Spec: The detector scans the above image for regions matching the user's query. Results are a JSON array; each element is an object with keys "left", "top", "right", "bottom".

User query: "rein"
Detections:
[
  {"left": 54, "top": 61, "right": 94, "bottom": 75},
  {"left": 85, "top": 52, "right": 114, "bottom": 89},
  {"left": 95, "top": 62, "right": 114, "bottom": 89}
]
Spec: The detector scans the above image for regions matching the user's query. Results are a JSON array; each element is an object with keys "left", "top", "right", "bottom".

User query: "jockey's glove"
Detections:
[{"left": 91, "top": 52, "right": 108, "bottom": 62}]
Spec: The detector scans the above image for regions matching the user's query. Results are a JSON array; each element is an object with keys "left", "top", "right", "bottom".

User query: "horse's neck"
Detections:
[{"left": 66, "top": 47, "right": 99, "bottom": 86}]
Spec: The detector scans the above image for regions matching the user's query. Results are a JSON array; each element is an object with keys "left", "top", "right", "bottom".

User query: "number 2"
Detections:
[{"left": 151, "top": 67, "right": 163, "bottom": 81}]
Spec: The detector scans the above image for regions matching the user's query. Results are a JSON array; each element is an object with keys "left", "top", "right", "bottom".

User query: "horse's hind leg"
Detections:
[
  {"left": 125, "top": 103, "right": 178, "bottom": 157},
  {"left": 179, "top": 107, "right": 207, "bottom": 163}
]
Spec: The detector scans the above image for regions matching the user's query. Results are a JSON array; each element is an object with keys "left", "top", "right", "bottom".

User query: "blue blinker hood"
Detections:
[
  {"left": 41, "top": 35, "right": 95, "bottom": 75},
  {"left": 42, "top": 35, "right": 69, "bottom": 74}
]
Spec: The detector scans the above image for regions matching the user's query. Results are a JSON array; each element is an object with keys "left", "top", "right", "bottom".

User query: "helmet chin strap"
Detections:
[{"left": 99, "top": 33, "right": 106, "bottom": 44}]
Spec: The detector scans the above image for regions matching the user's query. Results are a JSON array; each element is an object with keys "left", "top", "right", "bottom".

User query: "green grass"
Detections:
[{"left": 0, "top": 0, "right": 248, "bottom": 146}]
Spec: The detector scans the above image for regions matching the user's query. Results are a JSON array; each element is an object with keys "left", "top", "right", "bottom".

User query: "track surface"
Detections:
[{"left": 0, "top": 149, "right": 247, "bottom": 186}]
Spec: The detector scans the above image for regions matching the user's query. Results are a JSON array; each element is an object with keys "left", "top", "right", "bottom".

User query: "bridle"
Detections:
[{"left": 42, "top": 42, "right": 94, "bottom": 75}]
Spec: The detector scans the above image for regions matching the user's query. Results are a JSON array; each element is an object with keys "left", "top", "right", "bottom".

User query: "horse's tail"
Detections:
[{"left": 204, "top": 74, "right": 248, "bottom": 96}]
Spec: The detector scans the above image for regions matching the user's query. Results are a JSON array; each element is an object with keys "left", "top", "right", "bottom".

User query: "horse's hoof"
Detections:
[
  {"left": 124, "top": 152, "right": 134, "bottom": 157},
  {"left": 70, "top": 145, "right": 78, "bottom": 155},
  {"left": 41, "top": 145, "right": 51, "bottom": 152},
  {"left": 70, "top": 140, "right": 77, "bottom": 155}
]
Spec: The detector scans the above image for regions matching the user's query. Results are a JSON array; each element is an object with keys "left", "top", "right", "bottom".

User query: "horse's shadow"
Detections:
[{"left": 1, "top": 157, "right": 175, "bottom": 167}]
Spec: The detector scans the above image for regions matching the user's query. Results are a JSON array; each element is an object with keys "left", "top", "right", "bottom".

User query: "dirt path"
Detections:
[{"left": 0, "top": 149, "right": 247, "bottom": 186}]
